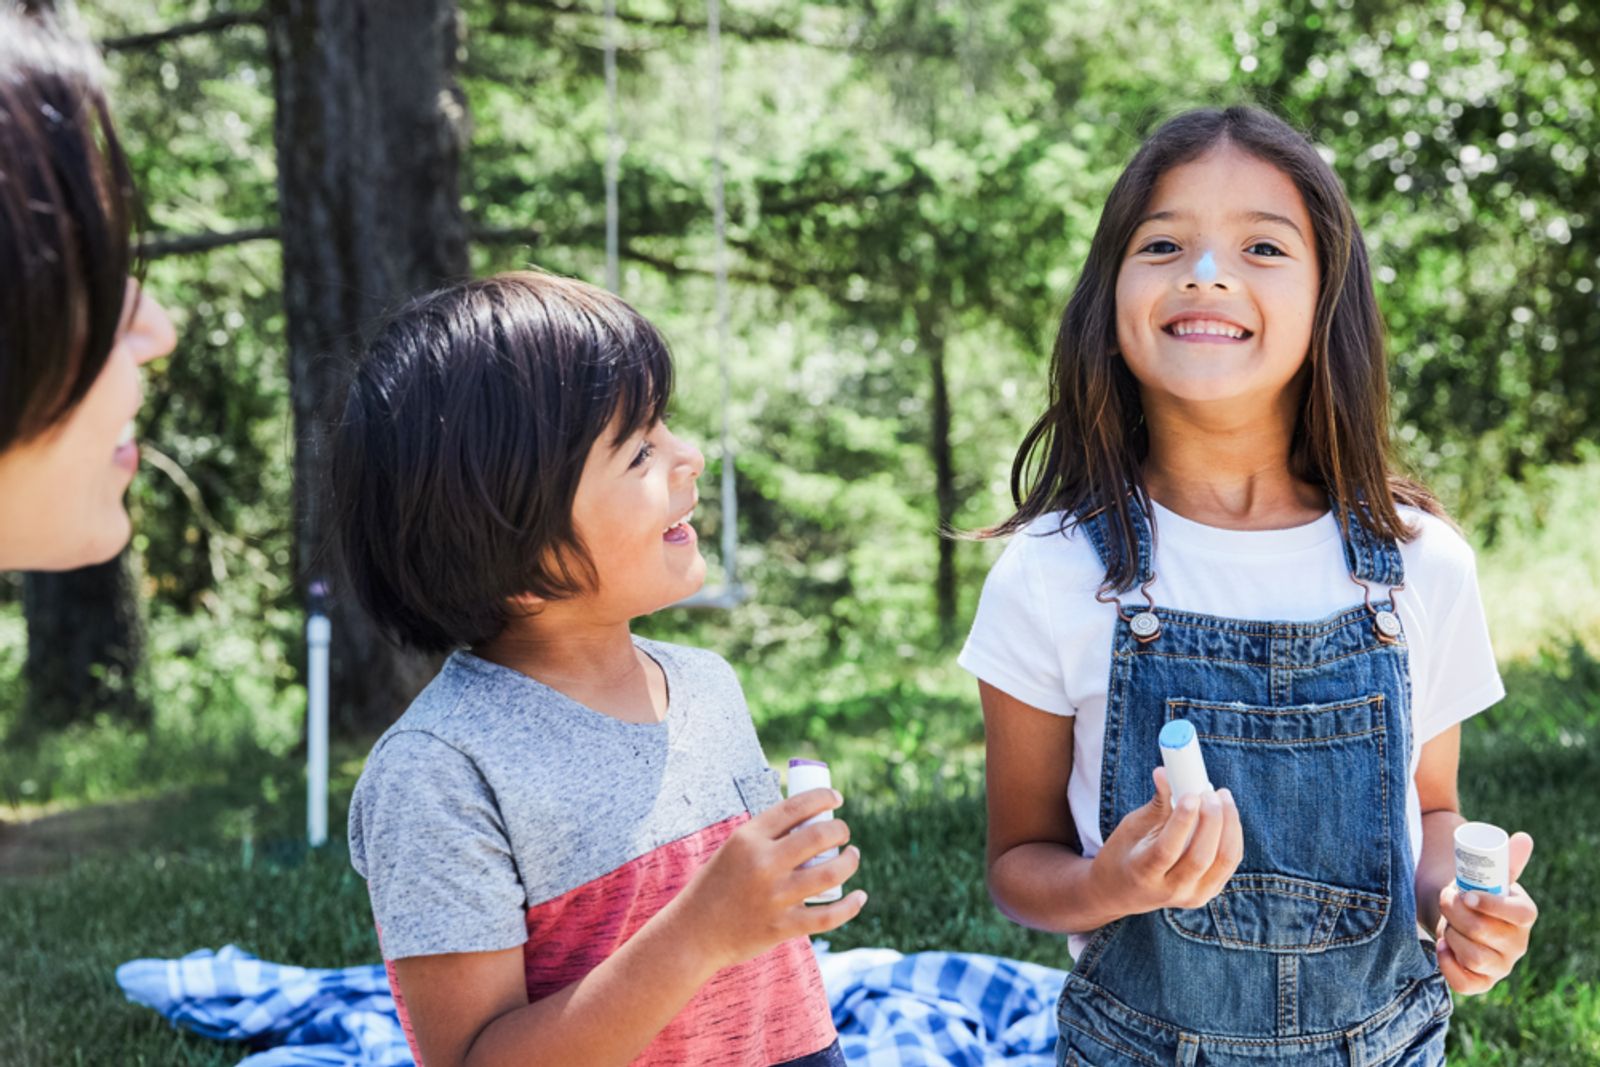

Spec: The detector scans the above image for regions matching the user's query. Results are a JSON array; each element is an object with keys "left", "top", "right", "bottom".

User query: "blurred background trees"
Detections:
[{"left": 4, "top": 0, "right": 1596, "bottom": 753}]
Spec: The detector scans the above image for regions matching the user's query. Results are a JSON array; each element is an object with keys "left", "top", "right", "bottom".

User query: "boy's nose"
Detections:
[
  {"left": 680, "top": 439, "right": 706, "bottom": 481},
  {"left": 120, "top": 280, "right": 178, "bottom": 366}
]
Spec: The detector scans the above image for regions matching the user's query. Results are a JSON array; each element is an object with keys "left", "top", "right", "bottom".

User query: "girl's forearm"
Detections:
[
  {"left": 988, "top": 842, "right": 1132, "bottom": 934},
  {"left": 464, "top": 898, "right": 720, "bottom": 1067},
  {"left": 1416, "top": 808, "right": 1466, "bottom": 936}
]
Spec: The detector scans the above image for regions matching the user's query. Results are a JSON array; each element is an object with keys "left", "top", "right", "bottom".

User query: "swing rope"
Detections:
[
  {"left": 603, "top": 0, "right": 743, "bottom": 608},
  {"left": 603, "top": 0, "right": 620, "bottom": 294}
]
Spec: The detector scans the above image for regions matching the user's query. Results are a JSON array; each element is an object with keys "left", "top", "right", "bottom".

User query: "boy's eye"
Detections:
[
  {"left": 1137, "top": 239, "right": 1180, "bottom": 255},
  {"left": 629, "top": 441, "right": 656, "bottom": 469},
  {"left": 1247, "top": 241, "right": 1286, "bottom": 257}
]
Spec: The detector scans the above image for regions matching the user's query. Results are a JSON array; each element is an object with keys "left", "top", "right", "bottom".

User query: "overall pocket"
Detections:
[{"left": 1161, "top": 694, "right": 1392, "bottom": 953}]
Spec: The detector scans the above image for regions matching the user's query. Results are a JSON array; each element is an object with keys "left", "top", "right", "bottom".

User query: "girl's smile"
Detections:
[{"left": 1160, "top": 313, "right": 1254, "bottom": 343}]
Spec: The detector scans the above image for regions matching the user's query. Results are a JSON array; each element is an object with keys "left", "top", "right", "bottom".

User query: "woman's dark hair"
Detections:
[
  {"left": 0, "top": 8, "right": 137, "bottom": 452},
  {"left": 988, "top": 105, "right": 1446, "bottom": 592},
  {"left": 328, "top": 271, "right": 674, "bottom": 654}
]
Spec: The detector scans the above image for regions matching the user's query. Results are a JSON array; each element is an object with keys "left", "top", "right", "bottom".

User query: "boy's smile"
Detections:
[
  {"left": 663, "top": 501, "right": 698, "bottom": 545},
  {"left": 1115, "top": 143, "right": 1319, "bottom": 411}
]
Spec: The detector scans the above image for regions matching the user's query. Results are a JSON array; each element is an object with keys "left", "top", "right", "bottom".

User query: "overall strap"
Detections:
[
  {"left": 1338, "top": 503, "right": 1407, "bottom": 589},
  {"left": 1075, "top": 491, "right": 1157, "bottom": 591}
]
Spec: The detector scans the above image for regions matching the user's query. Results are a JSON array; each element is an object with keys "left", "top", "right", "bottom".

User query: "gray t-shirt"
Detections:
[{"left": 348, "top": 636, "right": 784, "bottom": 961}]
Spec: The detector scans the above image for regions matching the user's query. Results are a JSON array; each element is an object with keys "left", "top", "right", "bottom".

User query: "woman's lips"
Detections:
[{"left": 113, "top": 440, "right": 139, "bottom": 473}]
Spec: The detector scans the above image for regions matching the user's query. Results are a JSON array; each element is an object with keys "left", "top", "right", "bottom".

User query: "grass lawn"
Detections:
[
  {"left": 3, "top": 643, "right": 1598, "bottom": 1064},
  {"left": 5, "top": 461, "right": 1600, "bottom": 1064}
]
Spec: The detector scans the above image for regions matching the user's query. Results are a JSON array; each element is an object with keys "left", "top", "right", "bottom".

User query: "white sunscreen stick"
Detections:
[
  {"left": 787, "top": 759, "right": 843, "bottom": 903},
  {"left": 1159, "top": 719, "right": 1212, "bottom": 801},
  {"left": 1454, "top": 822, "right": 1510, "bottom": 895}
]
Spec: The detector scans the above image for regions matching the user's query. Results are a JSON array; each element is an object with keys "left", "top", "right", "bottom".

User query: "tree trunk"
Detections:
[
  {"left": 22, "top": 556, "right": 146, "bottom": 736},
  {"left": 920, "top": 311, "right": 958, "bottom": 646},
  {"left": 268, "top": 0, "right": 469, "bottom": 736}
]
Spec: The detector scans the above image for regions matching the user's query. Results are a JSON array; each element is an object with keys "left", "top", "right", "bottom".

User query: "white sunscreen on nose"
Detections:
[
  {"left": 1194, "top": 250, "right": 1219, "bottom": 284},
  {"left": 1454, "top": 822, "right": 1510, "bottom": 895},
  {"left": 788, "top": 759, "right": 843, "bottom": 903},
  {"left": 1159, "top": 719, "right": 1212, "bottom": 801}
]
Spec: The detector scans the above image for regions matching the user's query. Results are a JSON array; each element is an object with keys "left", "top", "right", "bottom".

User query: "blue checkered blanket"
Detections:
[{"left": 117, "top": 942, "right": 1067, "bottom": 1066}]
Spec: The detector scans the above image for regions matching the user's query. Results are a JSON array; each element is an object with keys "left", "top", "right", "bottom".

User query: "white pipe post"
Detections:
[{"left": 306, "top": 581, "right": 331, "bottom": 848}]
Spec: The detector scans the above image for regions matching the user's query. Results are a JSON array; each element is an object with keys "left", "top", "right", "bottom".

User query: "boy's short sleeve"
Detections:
[
  {"left": 349, "top": 730, "right": 529, "bottom": 961},
  {"left": 958, "top": 532, "right": 1074, "bottom": 716}
]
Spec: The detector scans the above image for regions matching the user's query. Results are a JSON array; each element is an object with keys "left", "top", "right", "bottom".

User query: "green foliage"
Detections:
[{"left": 20, "top": 0, "right": 1585, "bottom": 738}]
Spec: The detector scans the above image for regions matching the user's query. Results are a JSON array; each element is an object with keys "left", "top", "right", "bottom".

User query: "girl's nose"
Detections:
[
  {"left": 119, "top": 280, "right": 178, "bottom": 366},
  {"left": 1183, "top": 250, "right": 1230, "bottom": 290}
]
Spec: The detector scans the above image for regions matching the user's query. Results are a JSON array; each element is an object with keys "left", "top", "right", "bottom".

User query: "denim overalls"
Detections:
[{"left": 1056, "top": 496, "right": 1452, "bottom": 1067}]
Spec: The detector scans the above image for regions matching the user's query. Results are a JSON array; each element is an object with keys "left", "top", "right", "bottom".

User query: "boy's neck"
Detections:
[{"left": 474, "top": 616, "right": 669, "bottom": 724}]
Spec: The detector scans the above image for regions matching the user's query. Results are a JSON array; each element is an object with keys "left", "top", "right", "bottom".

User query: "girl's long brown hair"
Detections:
[{"left": 988, "top": 105, "right": 1446, "bottom": 593}]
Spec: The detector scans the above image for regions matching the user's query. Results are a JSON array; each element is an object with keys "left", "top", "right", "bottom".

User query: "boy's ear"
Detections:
[{"left": 506, "top": 591, "right": 547, "bottom": 616}]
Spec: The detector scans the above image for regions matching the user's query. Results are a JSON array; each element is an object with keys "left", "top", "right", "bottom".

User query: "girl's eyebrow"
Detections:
[{"left": 1135, "top": 208, "right": 1306, "bottom": 242}]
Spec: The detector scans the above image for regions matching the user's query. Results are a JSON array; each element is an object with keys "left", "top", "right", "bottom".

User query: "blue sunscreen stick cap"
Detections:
[{"left": 1159, "top": 719, "right": 1196, "bottom": 750}]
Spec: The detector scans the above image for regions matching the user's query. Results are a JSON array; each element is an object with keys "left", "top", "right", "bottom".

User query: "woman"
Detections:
[{"left": 0, "top": 8, "right": 176, "bottom": 571}]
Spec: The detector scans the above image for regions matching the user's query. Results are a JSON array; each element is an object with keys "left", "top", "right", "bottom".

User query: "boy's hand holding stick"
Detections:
[{"left": 670, "top": 787, "right": 866, "bottom": 973}]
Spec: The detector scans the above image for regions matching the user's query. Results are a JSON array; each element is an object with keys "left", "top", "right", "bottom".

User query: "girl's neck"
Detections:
[
  {"left": 1140, "top": 402, "right": 1326, "bottom": 531},
  {"left": 474, "top": 615, "right": 669, "bottom": 724}
]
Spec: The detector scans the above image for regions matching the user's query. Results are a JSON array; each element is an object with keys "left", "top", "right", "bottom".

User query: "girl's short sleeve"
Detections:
[
  {"left": 1414, "top": 549, "right": 1505, "bottom": 747},
  {"left": 348, "top": 730, "right": 530, "bottom": 960},
  {"left": 959, "top": 532, "right": 1074, "bottom": 716}
]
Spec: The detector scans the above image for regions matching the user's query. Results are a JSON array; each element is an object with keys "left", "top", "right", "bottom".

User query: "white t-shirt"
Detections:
[{"left": 959, "top": 500, "right": 1505, "bottom": 956}]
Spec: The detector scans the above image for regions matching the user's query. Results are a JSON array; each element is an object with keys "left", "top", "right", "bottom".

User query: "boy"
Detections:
[{"left": 331, "top": 272, "right": 864, "bottom": 1067}]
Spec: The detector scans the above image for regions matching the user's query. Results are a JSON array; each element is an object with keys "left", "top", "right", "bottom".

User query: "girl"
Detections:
[
  {"left": 333, "top": 272, "right": 864, "bottom": 1067},
  {"left": 0, "top": 10, "right": 177, "bottom": 570},
  {"left": 961, "top": 107, "right": 1538, "bottom": 1066}
]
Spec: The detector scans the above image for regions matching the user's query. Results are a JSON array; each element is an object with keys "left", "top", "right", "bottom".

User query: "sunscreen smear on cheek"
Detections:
[
  {"left": 1159, "top": 719, "right": 1212, "bottom": 800},
  {"left": 787, "top": 759, "right": 843, "bottom": 904},
  {"left": 1454, "top": 822, "right": 1510, "bottom": 895}
]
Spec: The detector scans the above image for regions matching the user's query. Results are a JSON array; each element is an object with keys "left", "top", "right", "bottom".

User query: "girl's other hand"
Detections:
[
  {"left": 1436, "top": 832, "right": 1537, "bottom": 995},
  {"left": 1089, "top": 766, "right": 1243, "bottom": 917},
  {"left": 672, "top": 787, "right": 867, "bottom": 973}
]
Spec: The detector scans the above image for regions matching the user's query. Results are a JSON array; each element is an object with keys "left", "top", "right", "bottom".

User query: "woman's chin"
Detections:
[
  {"left": 32, "top": 509, "right": 131, "bottom": 571},
  {"left": 79, "top": 507, "right": 133, "bottom": 567}
]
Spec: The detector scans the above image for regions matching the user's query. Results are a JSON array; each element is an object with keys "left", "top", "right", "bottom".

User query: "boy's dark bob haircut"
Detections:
[
  {"left": 0, "top": 10, "right": 138, "bottom": 452},
  {"left": 328, "top": 271, "right": 673, "bottom": 654}
]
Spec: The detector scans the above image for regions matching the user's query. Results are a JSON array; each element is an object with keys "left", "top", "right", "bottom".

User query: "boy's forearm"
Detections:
[
  {"left": 464, "top": 899, "right": 721, "bottom": 1067},
  {"left": 989, "top": 842, "right": 1131, "bottom": 934},
  {"left": 1416, "top": 808, "right": 1466, "bottom": 936}
]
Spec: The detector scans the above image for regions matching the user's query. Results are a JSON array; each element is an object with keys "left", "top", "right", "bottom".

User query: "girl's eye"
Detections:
[
  {"left": 1138, "top": 239, "right": 1180, "bottom": 255},
  {"left": 1247, "top": 241, "right": 1286, "bottom": 257},
  {"left": 629, "top": 441, "right": 656, "bottom": 470}
]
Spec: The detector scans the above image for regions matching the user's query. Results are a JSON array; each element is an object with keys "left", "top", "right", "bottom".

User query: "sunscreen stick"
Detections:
[
  {"left": 1454, "top": 822, "right": 1510, "bottom": 895},
  {"left": 787, "top": 759, "right": 843, "bottom": 903},
  {"left": 1159, "top": 719, "right": 1212, "bottom": 801}
]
